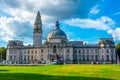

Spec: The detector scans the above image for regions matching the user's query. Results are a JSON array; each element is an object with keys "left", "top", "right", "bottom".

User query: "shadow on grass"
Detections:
[
  {"left": 0, "top": 73, "right": 114, "bottom": 80},
  {"left": 0, "top": 70, "right": 9, "bottom": 71}
]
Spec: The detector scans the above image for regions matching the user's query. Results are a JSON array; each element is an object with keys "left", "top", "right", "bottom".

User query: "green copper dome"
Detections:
[{"left": 47, "top": 21, "right": 67, "bottom": 40}]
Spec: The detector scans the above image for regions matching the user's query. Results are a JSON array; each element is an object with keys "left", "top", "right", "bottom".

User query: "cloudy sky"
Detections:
[{"left": 0, "top": 0, "right": 120, "bottom": 47}]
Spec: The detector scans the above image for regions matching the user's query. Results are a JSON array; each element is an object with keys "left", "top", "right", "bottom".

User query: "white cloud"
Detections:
[
  {"left": 0, "top": 0, "right": 98, "bottom": 43},
  {"left": 0, "top": 17, "right": 33, "bottom": 42},
  {"left": 1, "top": 0, "right": 119, "bottom": 44},
  {"left": 0, "top": 0, "right": 97, "bottom": 21},
  {"left": 108, "top": 28, "right": 120, "bottom": 40},
  {"left": 0, "top": 16, "right": 56, "bottom": 42},
  {"left": 64, "top": 16, "right": 114, "bottom": 30},
  {"left": 89, "top": 5, "right": 100, "bottom": 15},
  {"left": 64, "top": 16, "right": 120, "bottom": 41}
]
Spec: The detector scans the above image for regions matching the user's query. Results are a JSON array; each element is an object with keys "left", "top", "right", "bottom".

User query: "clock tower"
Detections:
[{"left": 33, "top": 11, "right": 42, "bottom": 46}]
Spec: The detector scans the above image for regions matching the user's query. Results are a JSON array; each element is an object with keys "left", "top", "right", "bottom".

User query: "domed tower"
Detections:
[
  {"left": 46, "top": 21, "right": 68, "bottom": 62},
  {"left": 33, "top": 11, "right": 42, "bottom": 46},
  {"left": 46, "top": 21, "right": 68, "bottom": 43}
]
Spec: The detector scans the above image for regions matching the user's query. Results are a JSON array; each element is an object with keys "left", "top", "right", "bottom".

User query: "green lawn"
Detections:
[{"left": 0, "top": 64, "right": 120, "bottom": 80}]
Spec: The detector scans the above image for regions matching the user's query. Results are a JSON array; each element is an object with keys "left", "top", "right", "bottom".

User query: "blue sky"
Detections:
[{"left": 0, "top": 0, "right": 120, "bottom": 47}]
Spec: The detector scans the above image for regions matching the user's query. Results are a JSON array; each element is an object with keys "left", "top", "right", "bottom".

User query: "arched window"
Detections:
[{"left": 53, "top": 45, "right": 57, "bottom": 53}]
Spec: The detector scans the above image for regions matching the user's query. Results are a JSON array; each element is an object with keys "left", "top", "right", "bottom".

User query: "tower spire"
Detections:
[
  {"left": 33, "top": 11, "right": 42, "bottom": 46},
  {"left": 36, "top": 11, "right": 41, "bottom": 18},
  {"left": 34, "top": 11, "right": 42, "bottom": 33}
]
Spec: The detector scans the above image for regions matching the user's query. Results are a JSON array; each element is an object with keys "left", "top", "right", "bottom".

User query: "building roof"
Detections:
[{"left": 47, "top": 21, "right": 67, "bottom": 40}]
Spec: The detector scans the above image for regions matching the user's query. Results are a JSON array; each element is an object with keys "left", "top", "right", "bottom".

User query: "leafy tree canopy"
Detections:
[
  {"left": 116, "top": 43, "right": 120, "bottom": 50},
  {"left": 0, "top": 47, "right": 6, "bottom": 60},
  {"left": 116, "top": 43, "right": 120, "bottom": 61}
]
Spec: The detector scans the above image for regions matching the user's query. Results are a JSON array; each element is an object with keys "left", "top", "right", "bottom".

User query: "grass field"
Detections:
[{"left": 0, "top": 64, "right": 120, "bottom": 80}]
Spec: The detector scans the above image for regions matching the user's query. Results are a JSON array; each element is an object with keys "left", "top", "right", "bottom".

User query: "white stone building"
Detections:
[{"left": 6, "top": 11, "right": 116, "bottom": 64}]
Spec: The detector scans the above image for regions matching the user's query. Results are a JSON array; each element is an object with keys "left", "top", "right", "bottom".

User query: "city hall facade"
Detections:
[{"left": 6, "top": 12, "right": 116, "bottom": 64}]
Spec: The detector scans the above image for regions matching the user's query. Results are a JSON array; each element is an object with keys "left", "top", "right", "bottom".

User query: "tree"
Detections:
[
  {"left": 0, "top": 47, "right": 6, "bottom": 61},
  {"left": 116, "top": 43, "right": 120, "bottom": 61}
]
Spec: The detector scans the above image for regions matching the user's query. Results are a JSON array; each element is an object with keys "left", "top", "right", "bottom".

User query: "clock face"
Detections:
[
  {"left": 35, "top": 25, "right": 39, "bottom": 29},
  {"left": 101, "top": 44, "right": 104, "bottom": 47},
  {"left": 35, "top": 25, "right": 38, "bottom": 28}
]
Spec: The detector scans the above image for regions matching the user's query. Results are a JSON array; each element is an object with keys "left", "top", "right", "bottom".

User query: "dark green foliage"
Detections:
[
  {"left": 0, "top": 47, "right": 6, "bottom": 61},
  {"left": 116, "top": 43, "right": 120, "bottom": 60}
]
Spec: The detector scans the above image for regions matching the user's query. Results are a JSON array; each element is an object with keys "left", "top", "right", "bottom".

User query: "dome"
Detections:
[
  {"left": 47, "top": 21, "right": 67, "bottom": 41},
  {"left": 47, "top": 29, "right": 67, "bottom": 39}
]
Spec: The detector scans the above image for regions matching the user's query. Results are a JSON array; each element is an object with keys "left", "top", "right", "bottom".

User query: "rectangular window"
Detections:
[
  {"left": 67, "top": 49, "right": 70, "bottom": 53},
  {"left": 31, "top": 50, "right": 33, "bottom": 54},
  {"left": 79, "top": 50, "right": 81, "bottom": 53},
  {"left": 107, "top": 55, "right": 109, "bottom": 61},
  {"left": 35, "top": 50, "right": 37, "bottom": 53},
  {"left": 79, "top": 55, "right": 81, "bottom": 61},
  {"left": 107, "top": 49, "right": 109, "bottom": 53},
  {"left": 95, "top": 55, "right": 98, "bottom": 61},
  {"left": 31, "top": 55, "right": 33, "bottom": 60},
  {"left": 24, "top": 55, "right": 26, "bottom": 61},
  {"left": 28, "top": 50, "right": 29, "bottom": 54},
  {"left": 87, "top": 55, "right": 89, "bottom": 61},
  {"left": 35, "top": 55, "right": 37, "bottom": 60},
  {"left": 83, "top": 55, "right": 85, "bottom": 61},
  {"left": 41, "top": 49, "right": 43, "bottom": 53},
  {"left": 74, "top": 50, "right": 77, "bottom": 53}
]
